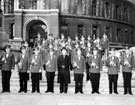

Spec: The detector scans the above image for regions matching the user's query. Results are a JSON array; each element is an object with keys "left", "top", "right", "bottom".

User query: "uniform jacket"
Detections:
[
  {"left": 87, "top": 55, "right": 102, "bottom": 73},
  {"left": 101, "top": 38, "right": 109, "bottom": 50},
  {"left": 17, "top": 52, "right": 30, "bottom": 72},
  {"left": 106, "top": 56, "right": 120, "bottom": 75},
  {"left": 45, "top": 54, "right": 57, "bottom": 72},
  {"left": 0, "top": 52, "right": 15, "bottom": 71},
  {"left": 120, "top": 54, "right": 135, "bottom": 73},
  {"left": 34, "top": 38, "right": 42, "bottom": 48},
  {"left": 30, "top": 53, "right": 42, "bottom": 73},
  {"left": 72, "top": 55, "right": 86, "bottom": 74}
]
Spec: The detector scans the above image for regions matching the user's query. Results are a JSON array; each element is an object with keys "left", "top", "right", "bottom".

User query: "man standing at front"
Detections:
[
  {"left": 57, "top": 48, "right": 72, "bottom": 93},
  {"left": 87, "top": 48, "right": 102, "bottom": 94},
  {"left": 120, "top": 49, "right": 135, "bottom": 95},
  {"left": 106, "top": 48, "right": 120, "bottom": 94},
  {"left": 72, "top": 48, "right": 86, "bottom": 94},
  {"left": 0, "top": 44, "right": 15, "bottom": 93}
]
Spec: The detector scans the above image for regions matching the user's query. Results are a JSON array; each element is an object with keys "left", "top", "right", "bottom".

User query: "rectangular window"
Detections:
[
  {"left": 92, "top": 0, "right": 97, "bottom": 16},
  {"left": 61, "top": 24, "right": 68, "bottom": 39},
  {"left": 61, "top": 0, "right": 69, "bottom": 13},
  {"left": 92, "top": 25, "right": 98, "bottom": 40},
  {"left": 78, "top": 25, "right": 84, "bottom": 39},
  {"left": 116, "top": 28, "right": 120, "bottom": 42}
]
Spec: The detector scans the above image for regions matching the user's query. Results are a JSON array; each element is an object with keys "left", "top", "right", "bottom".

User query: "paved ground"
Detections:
[{"left": 0, "top": 93, "right": 135, "bottom": 105}]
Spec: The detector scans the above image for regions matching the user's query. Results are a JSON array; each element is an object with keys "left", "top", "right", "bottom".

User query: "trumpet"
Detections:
[
  {"left": 1, "top": 56, "right": 7, "bottom": 63},
  {"left": 110, "top": 61, "right": 116, "bottom": 67},
  {"left": 31, "top": 56, "right": 37, "bottom": 65},
  {"left": 46, "top": 60, "right": 51, "bottom": 67},
  {"left": 91, "top": 62, "right": 98, "bottom": 69},
  {"left": 18, "top": 61, "right": 22, "bottom": 69},
  {"left": 73, "top": 62, "right": 80, "bottom": 69},
  {"left": 124, "top": 60, "right": 131, "bottom": 67}
]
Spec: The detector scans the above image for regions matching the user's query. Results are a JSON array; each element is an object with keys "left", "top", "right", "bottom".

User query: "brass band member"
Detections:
[
  {"left": 0, "top": 45, "right": 15, "bottom": 93},
  {"left": 87, "top": 48, "right": 102, "bottom": 94},
  {"left": 72, "top": 48, "right": 86, "bottom": 94},
  {"left": 17, "top": 46, "right": 30, "bottom": 93},
  {"left": 30, "top": 47, "right": 43, "bottom": 93},
  {"left": 45, "top": 49, "right": 57, "bottom": 93},
  {"left": 57, "top": 47, "right": 72, "bottom": 93},
  {"left": 120, "top": 49, "right": 135, "bottom": 95},
  {"left": 34, "top": 33, "right": 42, "bottom": 48},
  {"left": 106, "top": 48, "right": 120, "bottom": 94}
]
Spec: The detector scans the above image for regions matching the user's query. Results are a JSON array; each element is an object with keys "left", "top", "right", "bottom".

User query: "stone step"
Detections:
[{"left": 1, "top": 68, "right": 135, "bottom": 93}]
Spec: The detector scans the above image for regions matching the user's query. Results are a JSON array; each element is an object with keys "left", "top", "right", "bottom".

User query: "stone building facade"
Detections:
[{"left": 0, "top": 0, "right": 135, "bottom": 49}]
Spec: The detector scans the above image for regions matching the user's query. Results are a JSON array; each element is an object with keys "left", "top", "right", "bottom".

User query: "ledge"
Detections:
[{"left": 60, "top": 14, "right": 135, "bottom": 28}]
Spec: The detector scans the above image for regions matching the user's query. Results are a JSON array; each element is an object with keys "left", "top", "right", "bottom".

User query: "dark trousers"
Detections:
[
  {"left": 74, "top": 74, "right": 83, "bottom": 93},
  {"left": 60, "top": 82, "right": 68, "bottom": 93},
  {"left": 19, "top": 72, "right": 28, "bottom": 92},
  {"left": 59, "top": 73, "right": 68, "bottom": 93},
  {"left": 46, "top": 71, "right": 55, "bottom": 92},
  {"left": 31, "top": 73, "right": 40, "bottom": 92},
  {"left": 108, "top": 74, "right": 118, "bottom": 94},
  {"left": 89, "top": 73, "right": 100, "bottom": 93},
  {"left": 2, "top": 71, "right": 11, "bottom": 92},
  {"left": 123, "top": 72, "right": 132, "bottom": 94}
]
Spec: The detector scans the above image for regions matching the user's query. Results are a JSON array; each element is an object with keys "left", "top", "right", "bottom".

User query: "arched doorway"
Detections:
[{"left": 26, "top": 19, "right": 48, "bottom": 47}]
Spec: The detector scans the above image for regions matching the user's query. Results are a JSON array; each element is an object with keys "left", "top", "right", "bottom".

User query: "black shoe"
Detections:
[
  {"left": 75, "top": 91, "right": 78, "bottom": 94},
  {"left": 129, "top": 92, "right": 133, "bottom": 95},
  {"left": 18, "top": 90, "right": 23, "bottom": 93},
  {"left": 80, "top": 91, "right": 84, "bottom": 94},
  {"left": 45, "top": 90, "right": 49, "bottom": 93},
  {"left": 1, "top": 91, "right": 5, "bottom": 93},
  {"left": 96, "top": 91, "right": 100, "bottom": 94},
  {"left": 60, "top": 91, "right": 63, "bottom": 93},
  {"left": 114, "top": 92, "right": 118, "bottom": 94},
  {"left": 91, "top": 91, "right": 95, "bottom": 94},
  {"left": 32, "top": 91, "right": 35, "bottom": 93},
  {"left": 24, "top": 91, "right": 27, "bottom": 93},
  {"left": 7, "top": 90, "right": 10, "bottom": 93},
  {"left": 124, "top": 92, "right": 127, "bottom": 95},
  {"left": 109, "top": 92, "right": 112, "bottom": 94}
]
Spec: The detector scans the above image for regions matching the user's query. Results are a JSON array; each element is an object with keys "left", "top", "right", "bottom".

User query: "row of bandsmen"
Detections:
[{"left": 0, "top": 43, "right": 134, "bottom": 95}]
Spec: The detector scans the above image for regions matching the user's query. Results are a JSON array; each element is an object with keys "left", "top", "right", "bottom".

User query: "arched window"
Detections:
[
  {"left": 92, "top": 0, "right": 97, "bottom": 16},
  {"left": 105, "top": 2, "right": 110, "bottom": 18},
  {"left": 77, "top": 0, "right": 83, "bottom": 15},
  {"left": 61, "top": 0, "right": 69, "bottom": 13},
  {"left": 115, "top": 5, "right": 120, "bottom": 20},
  {"left": 124, "top": 7, "right": 128, "bottom": 22}
]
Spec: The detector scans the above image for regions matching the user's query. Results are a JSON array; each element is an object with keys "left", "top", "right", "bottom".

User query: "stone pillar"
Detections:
[
  {"left": 14, "top": 0, "right": 19, "bottom": 10},
  {"left": 96, "top": 0, "right": 100, "bottom": 16},
  {"left": 12, "top": 10, "right": 23, "bottom": 50}
]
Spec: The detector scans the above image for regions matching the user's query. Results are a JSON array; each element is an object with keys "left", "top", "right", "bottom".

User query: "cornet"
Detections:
[{"left": 1, "top": 56, "right": 7, "bottom": 63}]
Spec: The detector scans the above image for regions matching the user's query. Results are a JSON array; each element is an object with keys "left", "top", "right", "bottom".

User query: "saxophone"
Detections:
[
  {"left": 31, "top": 55, "right": 37, "bottom": 65},
  {"left": 1, "top": 55, "right": 7, "bottom": 63}
]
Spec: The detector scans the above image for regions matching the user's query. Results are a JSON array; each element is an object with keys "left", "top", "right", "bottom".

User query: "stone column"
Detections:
[{"left": 14, "top": 0, "right": 19, "bottom": 10}]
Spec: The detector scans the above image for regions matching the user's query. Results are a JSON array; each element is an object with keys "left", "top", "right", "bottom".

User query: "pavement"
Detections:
[{"left": 0, "top": 93, "right": 135, "bottom": 105}]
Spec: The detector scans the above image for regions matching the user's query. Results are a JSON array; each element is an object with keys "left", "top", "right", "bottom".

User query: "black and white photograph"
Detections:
[{"left": 0, "top": 0, "right": 135, "bottom": 105}]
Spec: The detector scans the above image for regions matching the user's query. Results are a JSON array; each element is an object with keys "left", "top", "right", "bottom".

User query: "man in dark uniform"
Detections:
[
  {"left": 72, "top": 48, "right": 86, "bottom": 94},
  {"left": 57, "top": 47, "right": 72, "bottom": 93},
  {"left": 30, "top": 47, "right": 43, "bottom": 93},
  {"left": 120, "top": 49, "right": 135, "bottom": 95},
  {"left": 0, "top": 45, "right": 15, "bottom": 93},
  {"left": 106, "top": 48, "right": 120, "bottom": 94},
  {"left": 87, "top": 48, "right": 102, "bottom": 94},
  {"left": 44, "top": 49, "right": 57, "bottom": 93},
  {"left": 34, "top": 33, "right": 42, "bottom": 48},
  {"left": 17, "top": 46, "right": 30, "bottom": 93}
]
